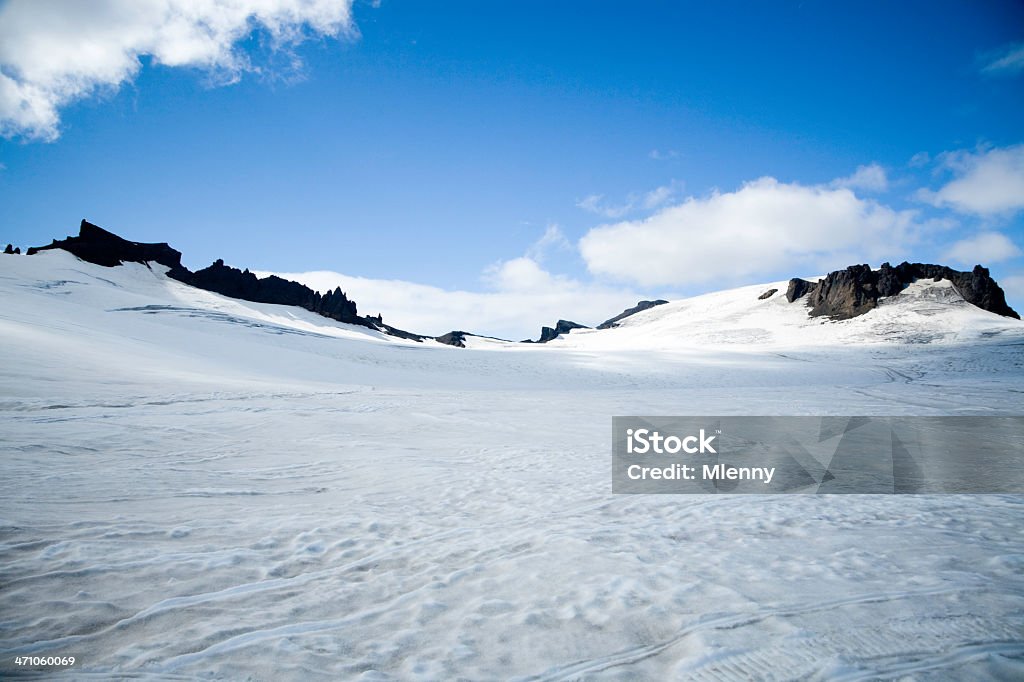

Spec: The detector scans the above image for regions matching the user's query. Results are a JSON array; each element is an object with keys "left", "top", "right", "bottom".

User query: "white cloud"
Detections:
[
  {"left": 525, "top": 224, "right": 570, "bottom": 262},
  {"left": 648, "top": 149, "right": 678, "bottom": 161},
  {"left": 943, "top": 232, "right": 1023, "bottom": 266},
  {"left": 918, "top": 145, "right": 1024, "bottom": 216},
  {"left": 0, "top": 0, "right": 357, "bottom": 141},
  {"left": 576, "top": 182, "right": 679, "bottom": 219},
  {"left": 1001, "top": 274, "right": 1024, "bottom": 305},
  {"left": 578, "top": 176, "right": 925, "bottom": 288},
  {"left": 908, "top": 151, "right": 930, "bottom": 168},
  {"left": 979, "top": 42, "right": 1024, "bottom": 76},
  {"left": 831, "top": 163, "right": 888, "bottom": 192},
  {"left": 260, "top": 223, "right": 649, "bottom": 339},
  {"left": 483, "top": 256, "right": 568, "bottom": 293},
  {"left": 261, "top": 265, "right": 648, "bottom": 340}
]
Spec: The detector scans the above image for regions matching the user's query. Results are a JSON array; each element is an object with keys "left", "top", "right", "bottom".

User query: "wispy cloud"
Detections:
[
  {"left": 979, "top": 41, "right": 1024, "bottom": 76},
  {"left": 830, "top": 163, "right": 888, "bottom": 192},
  {"left": 576, "top": 182, "right": 680, "bottom": 219},
  {"left": 0, "top": 0, "right": 357, "bottom": 141},
  {"left": 579, "top": 173, "right": 930, "bottom": 288},
  {"left": 525, "top": 224, "right": 570, "bottom": 262},
  {"left": 648, "top": 149, "right": 678, "bottom": 161},
  {"left": 917, "top": 144, "right": 1024, "bottom": 216},
  {"left": 908, "top": 151, "right": 930, "bottom": 168}
]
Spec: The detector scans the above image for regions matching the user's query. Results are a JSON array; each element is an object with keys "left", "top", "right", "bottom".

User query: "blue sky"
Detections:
[{"left": 1, "top": 0, "right": 1023, "bottom": 337}]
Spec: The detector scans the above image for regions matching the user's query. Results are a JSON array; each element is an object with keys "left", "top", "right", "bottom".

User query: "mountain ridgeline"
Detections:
[
  {"left": 26, "top": 220, "right": 424, "bottom": 339},
  {"left": 15, "top": 219, "right": 1021, "bottom": 345}
]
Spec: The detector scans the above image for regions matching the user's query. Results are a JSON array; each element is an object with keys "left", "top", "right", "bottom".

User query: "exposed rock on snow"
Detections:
[
  {"left": 787, "top": 262, "right": 1019, "bottom": 320},
  {"left": 27, "top": 219, "right": 186, "bottom": 272},
  {"left": 27, "top": 220, "right": 428, "bottom": 340},
  {"left": 597, "top": 300, "right": 670, "bottom": 329},
  {"left": 524, "top": 319, "right": 590, "bottom": 343},
  {"left": 436, "top": 331, "right": 470, "bottom": 347},
  {"left": 1, "top": 250, "right": 1024, "bottom": 679}
]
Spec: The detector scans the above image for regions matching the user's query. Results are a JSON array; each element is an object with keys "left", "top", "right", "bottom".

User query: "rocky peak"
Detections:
[
  {"left": 786, "top": 262, "right": 1019, "bottom": 320},
  {"left": 27, "top": 219, "right": 185, "bottom": 274}
]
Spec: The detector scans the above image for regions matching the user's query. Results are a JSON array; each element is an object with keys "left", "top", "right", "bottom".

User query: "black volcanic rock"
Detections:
[
  {"left": 436, "top": 330, "right": 513, "bottom": 347},
  {"left": 597, "top": 300, "right": 669, "bottom": 329},
  {"left": 174, "top": 261, "right": 427, "bottom": 338},
  {"left": 173, "top": 258, "right": 366, "bottom": 325},
  {"left": 29, "top": 219, "right": 430, "bottom": 339},
  {"left": 525, "top": 319, "right": 589, "bottom": 343},
  {"left": 436, "top": 331, "right": 468, "bottom": 348},
  {"left": 785, "top": 262, "right": 1019, "bottom": 320},
  {"left": 27, "top": 219, "right": 186, "bottom": 274},
  {"left": 758, "top": 288, "right": 778, "bottom": 300},
  {"left": 806, "top": 264, "right": 879, "bottom": 319},
  {"left": 785, "top": 278, "right": 815, "bottom": 303},
  {"left": 4, "top": 243, "right": 14, "bottom": 254}
]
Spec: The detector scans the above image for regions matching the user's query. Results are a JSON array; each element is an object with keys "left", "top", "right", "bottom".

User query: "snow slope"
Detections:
[
  {"left": 550, "top": 277, "right": 1024, "bottom": 351},
  {"left": 1, "top": 251, "right": 1023, "bottom": 679}
]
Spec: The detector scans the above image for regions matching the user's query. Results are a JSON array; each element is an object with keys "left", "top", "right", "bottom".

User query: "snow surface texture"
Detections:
[{"left": 1, "top": 250, "right": 1023, "bottom": 680}]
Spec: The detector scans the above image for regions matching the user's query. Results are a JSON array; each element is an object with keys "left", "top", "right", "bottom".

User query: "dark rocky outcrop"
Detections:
[
  {"left": 758, "top": 288, "right": 778, "bottom": 300},
  {"left": 524, "top": 319, "right": 589, "bottom": 343},
  {"left": 4, "top": 243, "right": 19, "bottom": 254},
  {"left": 436, "top": 331, "right": 469, "bottom": 348},
  {"left": 786, "top": 278, "right": 816, "bottom": 303},
  {"left": 170, "top": 258, "right": 367, "bottom": 326},
  {"left": 597, "top": 300, "right": 669, "bottom": 329},
  {"left": 435, "top": 330, "right": 513, "bottom": 347},
  {"left": 785, "top": 262, "right": 1019, "bottom": 320},
  {"left": 27, "top": 220, "right": 187, "bottom": 275},
  {"left": 29, "top": 219, "right": 429, "bottom": 339}
]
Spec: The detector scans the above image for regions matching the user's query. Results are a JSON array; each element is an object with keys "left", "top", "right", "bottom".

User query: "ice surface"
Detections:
[{"left": 1, "top": 251, "right": 1023, "bottom": 679}]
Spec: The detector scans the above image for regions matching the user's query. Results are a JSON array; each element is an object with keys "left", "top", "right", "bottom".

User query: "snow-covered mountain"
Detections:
[
  {"left": 2, "top": 246, "right": 1023, "bottom": 679},
  {"left": 545, "top": 277, "right": 1024, "bottom": 351}
]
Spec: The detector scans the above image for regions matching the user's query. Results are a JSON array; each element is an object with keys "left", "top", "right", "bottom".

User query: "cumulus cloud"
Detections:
[
  {"left": 578, "top": 176, "right": 926, "bottom": 288},
  {"left": 260, "top": 224, "right": 649, "bottom": 339},
  {"left": 261, "top": 265, "right": 648, "bottom": 340},
  {"left": 943, "top": 232, "right": 1023, "bottom": 266},
  {"left": 576, "top": 182, "right": 680, "bottom": 219},
  {"left": 0, "top": 0, "right": 357, "bottom": 141},
  {"left": 831, "top": 163, "right": 888, "bottom": 192},
  {"left": 979, "top": 42, "right": 1024, "bottom": 76},
  {"left": 918, "top": 145, "right": 1024, "bottom": 216}
]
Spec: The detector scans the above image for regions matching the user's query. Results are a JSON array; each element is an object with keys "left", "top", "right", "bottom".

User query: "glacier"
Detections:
[{"left": 1, "top": 250, "right": 1023, "bottom": 679}]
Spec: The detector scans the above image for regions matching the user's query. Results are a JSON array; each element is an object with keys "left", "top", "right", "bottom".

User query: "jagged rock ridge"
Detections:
[
  {"left": 171, "top": 258, "right": 366, "bottom": 326},
  {"left": 27, "top": 220, "right": 187, "bottom": 273},
  {"left": 787, "top": 262, "right": 1019, "bottom": 320},
  {"left": 28, "top": 220, "right": 427, "bottom": 339},
  {"left": 523, "top": 319, "right": 589, "bottom": 343},
  {"left": 597, "top": 300, "right": 669, "bottom": 329}
]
